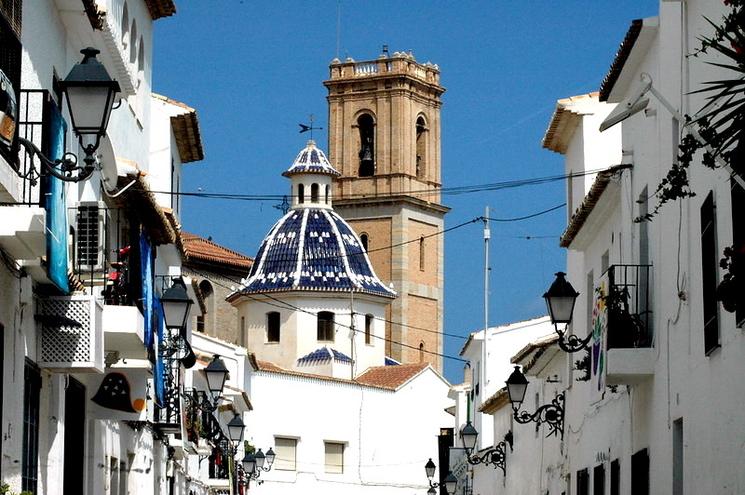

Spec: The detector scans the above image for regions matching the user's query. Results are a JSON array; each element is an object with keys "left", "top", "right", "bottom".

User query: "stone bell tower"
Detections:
[{"left": 324, "top": 49, "right": 448, "bottom": 372}]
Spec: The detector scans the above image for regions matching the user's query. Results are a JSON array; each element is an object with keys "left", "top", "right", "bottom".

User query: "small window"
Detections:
[
  {"left": 121, "top": 3, "right": 129, "bottom": 49},
  {"left": 631, "top": 448, "right": 649, "bottom": 495},
  {"left": 324, "top": 442, "right": 344, "bottom": 474},
  {"left": 360, "top": 233, "right": 369, "bottom": 252},
  {"left": 267, "top": 312, "right": 280, "bottom": 343},
  {"left": 419, "top": 342, "right": 425, "bottom": 362},
  {"left": 610, "top": 459, "right": 620, "bottom": 495},
  {"left": 274, "top": 437, "right": 297, "bottom": 471},
  {"left": 196, "top": 315, "right": 205, "bottom": 333},
  {"left": 317, "top": 311, "right": 335, "bottom": 341},
  {"left": 357, "top": 113, "right": 375, "bottom": 177},
  {"left": 593, "top": 464, "right": 605, "bottom": 495},
  {"left": 325, "top": 184, "right": 330, "bottom": 204},
  {"left": 137, "top": 36, "right": 144, "bottom": 74},
  {"left": 298, "top": 184, "right": 305, "bottom": 204},
  {"left": 240, "top": 316, "right": 246, "bottom": 346},
  {"left": 576, "top": 468, "right": 589, "bottom": 495},
  {"left": 311, "top": 183, "right": 319, "bottom": 203},
  {"left": 419, "top": 236, "right": 425, "bottom": 271},
  {"left": 364, "top": 314, "right": 373, "bottom": 345},
  {"left": 700, "top": 191, "right": 719, "bottom": 354}
]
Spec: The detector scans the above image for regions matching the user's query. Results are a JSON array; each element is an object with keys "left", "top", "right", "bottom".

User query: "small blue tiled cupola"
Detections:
[
  {"left": 238, "top": 141, "right": 396, "bottom": 299},
  {"left": 283, "top": 140, "right": 341, "bottom": 210}
]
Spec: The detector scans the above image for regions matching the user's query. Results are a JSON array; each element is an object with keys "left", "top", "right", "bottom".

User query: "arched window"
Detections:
[
  {"left": 311, "top": 183, "right": 319, "bottom": 203},
  {"left": 267, "top": 311, "right": 280, "bottom": 343},
  {"left": 298, "top": 183, "right": 305, "bottom": 204},
  {"left": 325, "top": 184, "right": 330, "bottom": 204},
  {"left": 137, "top": 36, "right": 145, "bottom": 73},
  {"left": 317, "top": 311, "right": 335, "bottom": 341},
  {"left": 357, "top": 113, "right": 375, "bottom": 177},
  {"left": 419, "top": 342, "right": 425, "bottom": 362},
  {"left": 360, "top": 233, "right": 369, "bottom": 252},
  {"left": 121, "top": 3, "right": 129, "bottom": 50},
  {"left": 365, "top": 314, "right": 373, "bottom": 345},
  {"left": 419, "top": 236, "right": 425, "bottom": 271},
  {"left": 416, "top": 116, "right": 428, "bottom": 178},
  {"left": 129, "top": 20, "right": 138, "bottom": 64}
]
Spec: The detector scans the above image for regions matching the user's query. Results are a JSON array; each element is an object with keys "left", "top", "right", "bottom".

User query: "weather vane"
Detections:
[{"left": 299, "top": 114, "right": 323, "bottom": 140}]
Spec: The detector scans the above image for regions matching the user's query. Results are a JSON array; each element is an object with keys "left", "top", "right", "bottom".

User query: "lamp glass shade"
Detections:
[
  {"left": 543, "top": 272, "right": 579, "bottom": 325},
  {"left": 203, "top": 355, "right": 229, "bottom": 399},
  {"left": 460, "top": 421, "right": 478, "bottom": 451},
  {"left": 424, "top": 458, "right": 436, "bottom": 479},
  {"left": 160, "top": 279, "right": 193, "bottom": 329},
  {"left": 444, "top": 472, "right": 458, "bottom": 495},
  {"left": 254, "top": 449, "right": 266, "bottom": 469},
  {"left": 227, "top": 414, "right": 245, "bottom": 443},
  {"left": 265, "top": 448, "right": 276, "bottom": 469},
  {"left": 242, "top": 453, "right": 256, "bottom": 475},
  {"left": 61, "top": 48, "right": 120, "bottom": 137},
  {"left": 506, "top": 366, "right": 529, "bottom": 407}
]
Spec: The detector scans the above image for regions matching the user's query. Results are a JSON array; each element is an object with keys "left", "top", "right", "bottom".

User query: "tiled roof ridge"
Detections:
[
  {"left": 144, "top": 0, "right": 176, "bottom": 20},
  {"left": 182, "top": 232, "right": 253, "bottom": 269},
  {"left": 599, "top": 19, "right": 644, "bottom": 102},
  {"left": 560, "top": 164, "right": 632, "bottom": 248}
]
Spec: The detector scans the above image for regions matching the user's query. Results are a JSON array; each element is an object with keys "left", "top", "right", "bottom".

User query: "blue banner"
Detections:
[
  {"left": 140, "top": 230, "right": 154, "bottom": 349},
  {"left": 45, "top": 103, "right": 70, "bottom": 294},
  {"left": 153, "top": 297, "right": 166, "bottom": 407}
]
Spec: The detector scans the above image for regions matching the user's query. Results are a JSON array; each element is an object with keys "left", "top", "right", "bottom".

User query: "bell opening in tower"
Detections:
[{"left": 357, "top": 113, "right": 375, "bottom": 177}]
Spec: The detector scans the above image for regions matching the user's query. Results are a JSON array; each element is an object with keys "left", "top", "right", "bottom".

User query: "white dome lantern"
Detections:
[{"left": 283, "top": 140, "right": 340, "bottom": 210}]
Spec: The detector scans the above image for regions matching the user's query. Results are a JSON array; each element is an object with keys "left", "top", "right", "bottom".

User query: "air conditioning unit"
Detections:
[
  {"left": 37, "top": 294, "right": 104, "bottom": 372},
  {"left": 75, "top": 201, "right": 108, "bottom": 271}
]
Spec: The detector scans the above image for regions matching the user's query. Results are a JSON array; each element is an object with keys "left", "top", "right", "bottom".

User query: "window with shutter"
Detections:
[
  {"left": 324, "top": 442, "right": 344, "bottom": 474},
  {"left": 700, "top": 191, "right": 720, "bottom": 353},
  {"left": 274, "top": 437, "right": 297, "bottom": 471}
]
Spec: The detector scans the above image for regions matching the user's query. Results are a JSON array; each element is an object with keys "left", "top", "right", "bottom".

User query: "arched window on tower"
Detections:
[
  {"left": 419, "top": 236, "right": 425, "bottom": 271},
  {"left": 325, "top": 184, "right": 330, "bottom": 204},
  {"left": 298, "top": 183, "right": 305, "bottom": 204},
  {"left": 416, "top": 116, "right": 428, "bottom": 179},
  {"left": 311, "top": 183, "right": 319, "bottom": 203},
  {"left": 357, "top": 114, "right": 375, "bottom": 177},
  {"left": 419, "top": 341, "right": 425, "bottom": 362},
  {"left": 360, "top": 233, "right": 369, "bottom": 252}
]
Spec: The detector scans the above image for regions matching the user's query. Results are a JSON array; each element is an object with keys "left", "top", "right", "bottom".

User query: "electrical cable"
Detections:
[
  {"left": 485, "top": 202, "right": 565, "bottom": 222},
  {"left": 187, "top": 266, "right": 469, "bottom": 363}
]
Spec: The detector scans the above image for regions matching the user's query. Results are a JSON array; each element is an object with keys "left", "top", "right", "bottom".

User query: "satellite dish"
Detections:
[
  {"left": 599, "top": 77, "right": 653, "bottom": 132},
  {"left": 97, "top": 135, "right": 119, "bottom": 192}
]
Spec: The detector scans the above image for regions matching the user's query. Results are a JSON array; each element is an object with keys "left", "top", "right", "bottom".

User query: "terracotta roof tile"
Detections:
[
  {"left": 355, "top": 363, "right": 429, "bottom": 390},
  {"left": 479, "top": 387, "right": 508, "bottom": 414},
  {"left": 182, "top": 233, "right": 253, "bottom": 271},
  {"left": 599, "top": 19, "right": 643, "bottom": 102},
  {"left": 249, "top": 355, "right": 429, "bottom": 391}
]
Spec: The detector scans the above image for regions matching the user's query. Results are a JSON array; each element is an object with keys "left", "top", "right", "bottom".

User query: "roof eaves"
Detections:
[
  {"left": 542, "top": 93, "right": 599, "bottom": 154},
  {"left": 111, "top": 173, "right": 176, "bottom": 245},
  {"left": 599, "top": 18, "right": 659, "bottom": 103},
  {"left": 144, "top": 0, "right": 176, "bottom": 20},
  {"left": 479, "top": 387, "right": 509, "bottom": 414},
  {"left": 510, "top": 334, "right": 559, "bottom": 370},
  {"left": 560, "top": 164, "right": 631, "bottom": 248}
]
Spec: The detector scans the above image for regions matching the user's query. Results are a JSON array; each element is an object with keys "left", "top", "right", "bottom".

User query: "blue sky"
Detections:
[{"left": 153, "top": 1, "right": 658, "bottom": 383}]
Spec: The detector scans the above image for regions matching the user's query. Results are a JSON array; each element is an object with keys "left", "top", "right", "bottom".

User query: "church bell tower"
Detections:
[{"left": 324, "top": 49, "right": 448, "bottom": 372}]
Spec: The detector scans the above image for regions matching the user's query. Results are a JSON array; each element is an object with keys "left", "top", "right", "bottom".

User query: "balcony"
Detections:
[
  {"left": 36, "top": 295, "right": 104, "bottom": 372},
  {"left": 102, "top": 304, "right": 146, "bottom": 359},
  {"left": 603, "top": 264, "right": 655, "bottom": 385}
]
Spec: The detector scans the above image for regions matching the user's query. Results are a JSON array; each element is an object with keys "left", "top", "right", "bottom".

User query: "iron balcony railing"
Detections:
[
  {"left": 605, "top": 264, "right": 653, "bottom": 349},
  {"left": 15, "top": 89, "right": 54, "bottom": 206}
]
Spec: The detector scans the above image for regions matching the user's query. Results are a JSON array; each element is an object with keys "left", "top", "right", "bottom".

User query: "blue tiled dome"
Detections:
[
  {"left": 240, "top": 208, "right": 396, "bottom": 298},
  {"left": 283, "top": 140, "right": 341, "bottom": 177}
]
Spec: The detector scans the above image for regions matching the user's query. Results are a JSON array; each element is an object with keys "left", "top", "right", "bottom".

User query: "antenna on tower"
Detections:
[{"left": 336, "top": 0, "right": 342, "bottom": 60}]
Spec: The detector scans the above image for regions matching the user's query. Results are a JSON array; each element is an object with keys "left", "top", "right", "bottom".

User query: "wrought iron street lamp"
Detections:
[
  {"left": 458, "top": 421, "right": 511, "bottom": 475},
  {"left": 424, "top": 459, "right": 457, "bottom": 495},
  {"left": 227, "top": 413, "right": 246, "bottom": 444},
  {"left": 202, "top": 354, "right": 230, "bottom": 407},
  {"left": 242, "top": 447, "right": 275, "bottom": 485},
  {"left": 18, "top": 47, "right": 120, "bottom": 183},
  {"left": 161, "top": 278, "right": 194, "bottom": 330},
  {"left": 506, "top": 366, "right": 565, "bottom": 439},
  {"left": 544, "top": 272, "right": 589, "bottom": 353}
]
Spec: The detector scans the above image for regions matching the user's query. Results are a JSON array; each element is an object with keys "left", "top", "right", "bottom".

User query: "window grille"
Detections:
[{"left": 76, "top": 202, "right": 106, "bottom": 271}]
